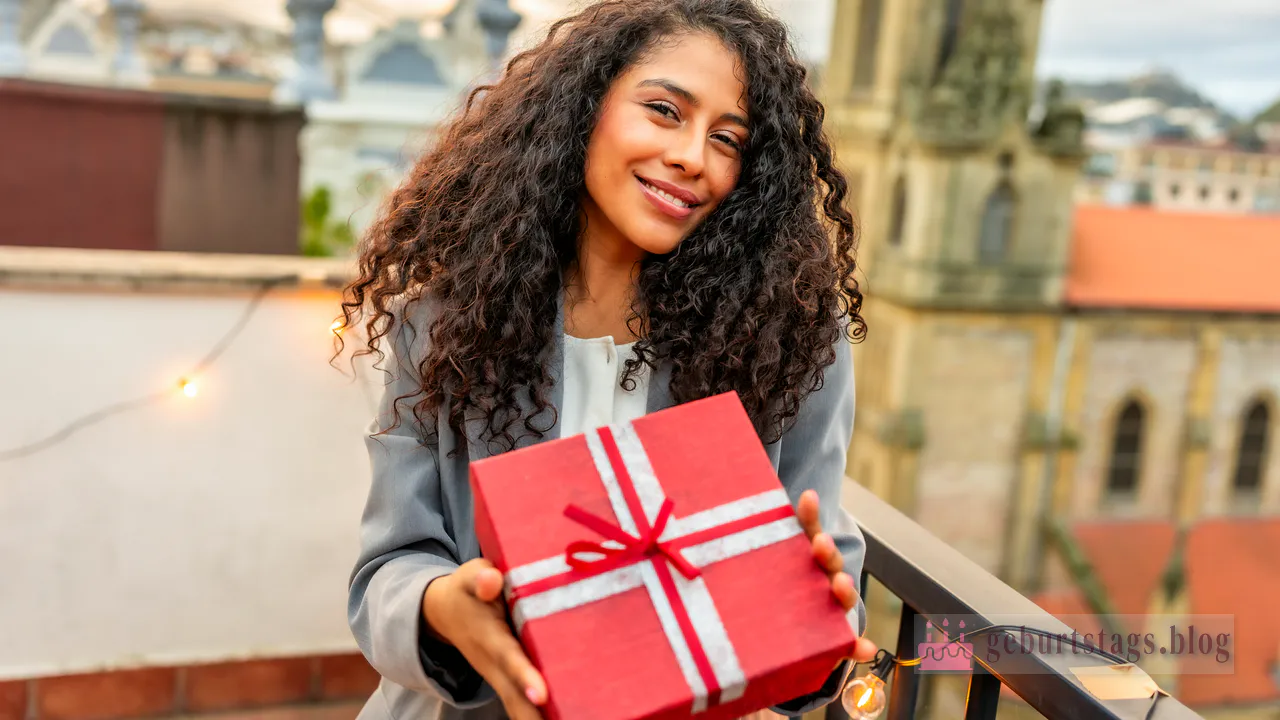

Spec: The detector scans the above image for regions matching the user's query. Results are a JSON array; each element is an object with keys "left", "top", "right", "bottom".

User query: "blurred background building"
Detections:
[
  {"left": 2, "top": 0, "right": 1278, "bottom": 719},
  {"left": 827, "top": 0, "right": 1280, "bottom": 716},
  {"left": 0, "top": 0, "right": 511, "bottom": 255}
]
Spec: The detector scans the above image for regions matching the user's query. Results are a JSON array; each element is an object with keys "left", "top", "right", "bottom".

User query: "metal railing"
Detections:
[{"left": 832, "top": 481, "right": 1206, "bottom": 720}]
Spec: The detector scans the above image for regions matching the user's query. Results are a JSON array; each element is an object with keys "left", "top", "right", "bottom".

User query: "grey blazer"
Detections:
[{"left": 347, "top": 296, "right": 867, "bottom": 720}]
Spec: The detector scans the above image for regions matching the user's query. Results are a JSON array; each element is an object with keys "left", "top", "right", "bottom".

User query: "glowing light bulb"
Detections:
[
  {"left": 330, "top": 319, "right": 345, "bottom": 335},
  {"left": 841, "top": 673, "right": 887, "bottom": 720},
  {"left": 180, "top": 379, "right": 199, "bottom": 398}
]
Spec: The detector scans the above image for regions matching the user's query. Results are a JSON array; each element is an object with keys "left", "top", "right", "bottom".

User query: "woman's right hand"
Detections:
[{"left": 422, "top": 559, "right": 548, "bottom": 720}]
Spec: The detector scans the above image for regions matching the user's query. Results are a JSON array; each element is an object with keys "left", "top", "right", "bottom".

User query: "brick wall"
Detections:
[
  {"left": 0, "top": 80, "right": 165, "bottom": 251},
  {"left": 1071, "top": 333, "right": 1197, "bottom": 518},
  {"left": 1205, "top": 337, "right": 1280, "bottom": 515},
  {"left": 0, "top": 79, "right": 302, "bottom": 255},
  {"left": 913, "top": 322, "right": 1034, "bottom": 574},
  {"left": 0, "top": 654, "right": 378, "bottom": 720}
]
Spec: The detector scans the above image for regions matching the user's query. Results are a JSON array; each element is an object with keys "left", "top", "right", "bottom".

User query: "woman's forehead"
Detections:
[{"left": 622, "top": 33, "right": 749, "bottom": 119}]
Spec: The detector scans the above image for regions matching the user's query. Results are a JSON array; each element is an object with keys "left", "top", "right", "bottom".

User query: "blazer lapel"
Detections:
[{"left": 466, "top": 288, "right": 673, "bottom": 457}]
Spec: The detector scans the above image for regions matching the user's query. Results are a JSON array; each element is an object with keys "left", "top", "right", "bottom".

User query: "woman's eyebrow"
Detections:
[{"left": 637, "top": 78, "right": 749, "bottom": 129}]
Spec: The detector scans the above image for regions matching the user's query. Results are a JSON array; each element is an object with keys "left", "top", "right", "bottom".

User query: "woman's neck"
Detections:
[{"left": 564, "top": 222, "right": 646, "bottom": 342}]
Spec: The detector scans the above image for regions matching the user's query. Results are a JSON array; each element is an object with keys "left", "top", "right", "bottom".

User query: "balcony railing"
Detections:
[{"left": 831, "top": 480, "right": 1206, "bottom": 720}]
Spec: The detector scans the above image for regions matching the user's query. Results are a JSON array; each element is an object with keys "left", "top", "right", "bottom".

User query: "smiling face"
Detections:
[{"left": 580, "top": 32, "right": 749, "bottom": 258}]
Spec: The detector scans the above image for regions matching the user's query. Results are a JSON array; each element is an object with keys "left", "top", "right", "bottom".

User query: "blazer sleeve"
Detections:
[
  {"left": 768, "top": 329, "right": 867, "bottom": 717},
  {"left": 347, "top": 306, "right": 496, "bottom": 708}
]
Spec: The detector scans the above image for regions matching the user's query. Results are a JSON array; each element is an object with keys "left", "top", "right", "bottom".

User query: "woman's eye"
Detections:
[
  {"left": 645, "top": 102, "right": 678, "bottom": 120},
  {"left": 715, "top": 134, "right": 742, "bottom": 151}
]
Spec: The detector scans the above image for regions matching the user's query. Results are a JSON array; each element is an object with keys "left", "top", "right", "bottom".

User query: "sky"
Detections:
[
  {"left": 519, "top": 0, "right": 1280, "bottom": 118},
  {"left": 1035, "top": 0, "right": 1280, "bottom": 117},
  {"left": 770, "top": 0, "right": 1280, "bottom": 118},
  {"left": 103, "top": 0, "right": 1280, "bottom": 118}
]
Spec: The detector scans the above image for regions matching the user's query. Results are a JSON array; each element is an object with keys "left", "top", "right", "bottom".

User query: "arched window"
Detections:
[
  {"left": 1107, "top": 399, "right": 1145, "bottom": 497},
  {"left": 887, "top": 175, "right": 907, "bottom": 247},
  {"left": 935, "top": 0, "right": 966, "bottom": 81},
  {"left": 978, "top": 182, "right": 1015, "bottom": 264},
  {"left": 1233, "top": 400, "right": 1270, "bottom": 494},
  {"left": 852, "top": 0, "right": 883, "bottom": 92}
]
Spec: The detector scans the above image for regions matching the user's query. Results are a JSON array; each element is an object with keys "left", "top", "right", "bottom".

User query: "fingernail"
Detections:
[{"left": 526, "top": 686, "right": 542, "bottom": 704}]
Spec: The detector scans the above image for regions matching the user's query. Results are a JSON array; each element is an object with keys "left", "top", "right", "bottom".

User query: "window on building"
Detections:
[
  {"left": 1198, "top": 156, "right": 1215, "bottom": 173},
  {"left": 978, "top": 182, "right": 1015, "bottom": 264},
  {"left": 852, "top": 0, "right": 884, "bottom": 92},
  {"left": 1106, "top": 399, "right": 1145, "bottom": 497},
  {"left": 1229, "top": 188, "right": 1241, "bottom": 204},
  {"left": 1233, "top": 400, "right": 1270, "bottom": 495},
  {"left": 1199, "top": 186, "right": 1211, "bottom": 201},
  {"left": 888, "top": 175, "right": 907, "bottom": 247},
  {"left": 1170, "top": 183, "right": 1182, "bottom": 199},
  {"left": 935, "top": 0, "right": 965, "bottom": 81},
  {"left": 1133, "top": 181, "right": 1153, "bottom": 205}
]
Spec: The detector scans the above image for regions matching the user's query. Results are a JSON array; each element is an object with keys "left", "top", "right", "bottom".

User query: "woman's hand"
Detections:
[
  {"left": 422, "top": 559, "right": 547, "bottom": 719},
  {"left": 797, "top": 489, "right": 879, "bottom": 663}
]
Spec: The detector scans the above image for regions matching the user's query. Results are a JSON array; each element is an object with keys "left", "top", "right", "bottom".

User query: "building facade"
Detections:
[
  {"left": 1078, "top": 141, "right": 1280, "bottom": 214},
  {"left": 2, "top": 0, "right": 518, "bottom": 245},
  {"left": 821, "top": 1, "right": 1280, "bottom": 715}
]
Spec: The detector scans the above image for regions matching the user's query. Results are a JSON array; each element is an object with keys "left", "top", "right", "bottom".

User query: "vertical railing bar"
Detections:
[
  {"left": 859, "top": 570, "right": 869, "bottom": 603},
  {"left": 962, "top": 664, "right": 1001, "bottom": 720},
  {"left": 886, "top": 602, "right": 919, "bottom": 720}
]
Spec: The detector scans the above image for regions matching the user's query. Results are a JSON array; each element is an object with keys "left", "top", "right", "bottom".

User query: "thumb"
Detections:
[{"left": 472, "top": 565, "right": 505, "bottom": 603}]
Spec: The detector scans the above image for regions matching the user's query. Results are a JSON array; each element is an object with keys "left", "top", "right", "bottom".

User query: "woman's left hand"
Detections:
[{"left": 797, "top": 489, "right": 879, "bottom": 663}]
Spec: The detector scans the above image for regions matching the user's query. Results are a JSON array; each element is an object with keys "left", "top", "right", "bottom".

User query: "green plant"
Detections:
[{"left": 300, "top": 185, "right": 356, "bottom": 257}]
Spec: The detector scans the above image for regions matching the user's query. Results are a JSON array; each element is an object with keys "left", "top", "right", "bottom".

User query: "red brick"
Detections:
[
  {"left": 38, "top": 668, "right": 176, "bottom": 720},
  {"left": 316, "top": 655, "right": 380, "bottom": 701},
  {"left": 0, "top": 680, "right": 28, "bottom": 720},
  {"left": 184, "top": 658, "right": 312, "bottom": 712}
]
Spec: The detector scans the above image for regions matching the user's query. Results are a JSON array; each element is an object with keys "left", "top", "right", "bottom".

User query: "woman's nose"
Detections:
[{"left": 664, "top": 129, "right": 705, "bottom": 177}]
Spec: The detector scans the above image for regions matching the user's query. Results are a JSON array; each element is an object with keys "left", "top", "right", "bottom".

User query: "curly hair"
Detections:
[{"left": 339, "top": 0, "right": 865, "bottom": 453}]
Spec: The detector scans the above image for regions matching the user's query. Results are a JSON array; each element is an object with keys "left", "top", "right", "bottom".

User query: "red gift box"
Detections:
[{"left": 470, "top": 392, "right": 858, "bottom": 720}]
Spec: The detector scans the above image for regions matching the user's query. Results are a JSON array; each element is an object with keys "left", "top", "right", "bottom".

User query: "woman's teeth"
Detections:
[{"left": 641, "top": 179, "right": 692, "bottom": 208}]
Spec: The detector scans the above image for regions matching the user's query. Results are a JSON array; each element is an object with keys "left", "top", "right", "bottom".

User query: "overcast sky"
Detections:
[
  {"left": 124, "top": 0, "right": 1279, "bottom": 117},
  {"left": 1036, "top": 0, "right": 1280, "bottom": 116},
  {"left": 769, "top": 0, "right": 1280, "bottom": 117}
]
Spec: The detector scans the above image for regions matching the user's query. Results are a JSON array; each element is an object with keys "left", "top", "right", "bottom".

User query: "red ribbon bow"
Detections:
[{"left": 563, "top": 498, "right": 701, "bottom": 580}]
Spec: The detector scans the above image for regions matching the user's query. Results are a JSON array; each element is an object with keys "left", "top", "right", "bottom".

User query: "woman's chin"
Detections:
[{"left": 623, "top": 225, "right": 687, "bottom": 256}]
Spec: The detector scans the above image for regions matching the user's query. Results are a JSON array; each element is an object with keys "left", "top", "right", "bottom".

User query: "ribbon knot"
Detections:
[{"left": 563, "top": 498, "right": 700, "bottom": 580}]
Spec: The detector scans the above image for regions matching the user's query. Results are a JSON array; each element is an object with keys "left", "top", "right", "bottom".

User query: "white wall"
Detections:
[{"left": 0, "top": 283, "right": 381, "bottom": 679}]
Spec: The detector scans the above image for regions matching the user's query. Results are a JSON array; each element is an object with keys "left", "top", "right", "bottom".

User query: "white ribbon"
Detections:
[{"left": 506, "top": 420, "right": 805, "bottom": 712}]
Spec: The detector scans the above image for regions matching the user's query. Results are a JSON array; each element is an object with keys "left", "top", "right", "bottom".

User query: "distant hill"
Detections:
[
  {"left": 1257, "top": 98, "right": 1280, "bottom": 124},
  {"left": 1045, "top": 69, "right": 1232, "bottom": 120}
]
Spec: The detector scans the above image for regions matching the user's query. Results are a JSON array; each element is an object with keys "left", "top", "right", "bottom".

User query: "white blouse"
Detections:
[{"left": 559, "top": 334, "right": 651, "bottom": 436}]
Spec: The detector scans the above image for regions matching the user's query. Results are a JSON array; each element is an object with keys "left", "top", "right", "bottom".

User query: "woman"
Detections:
[{"left": 341, "top": 0, "right": 875, "bottom": 718}]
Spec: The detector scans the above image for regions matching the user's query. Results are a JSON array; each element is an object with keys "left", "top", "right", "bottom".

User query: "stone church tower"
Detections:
[{"left": 821, "top": 0, "right": 1087, "bottom": 588}]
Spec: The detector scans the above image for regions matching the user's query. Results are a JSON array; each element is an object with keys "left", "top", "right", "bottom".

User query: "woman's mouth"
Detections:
[{"left": 637, "top": 176, "right": 697, "bottom": 219}]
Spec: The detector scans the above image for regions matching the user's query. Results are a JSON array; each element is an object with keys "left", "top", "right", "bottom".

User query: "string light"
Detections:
[
  {"left": 0, "top": 278, "right": 290, "bottom": 463},
  {"left": 840, "top": 626, "right": 1168, "bottom": 720},
  {"left": 842, "top": 650, "right": 892, "bottom": 719},
  {"left": 330, "top": 319, "right": 345, "bottom": 335}
]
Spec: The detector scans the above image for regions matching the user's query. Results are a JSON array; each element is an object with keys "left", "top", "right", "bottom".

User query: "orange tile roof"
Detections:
[
  {"left": 1072, "top": 519, "right": 1177, "bottom": 617},
  {"left": 1178, "top": 518, "right": 1280, "bottom": 707},
  {"left": 1067, "top": 206, "right": 1280, "bottom": 313},
  {"left": 1040, "top": 518, "right": 1280, "bottom": 708}
]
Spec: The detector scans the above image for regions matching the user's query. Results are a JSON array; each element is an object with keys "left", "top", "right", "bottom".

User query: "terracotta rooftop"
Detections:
[
  {"left": 1072, "top": 520, "right": 1178, "bottom": 617},
  {"left": 1032, "top": 518, "right": 1280, "bottom": 709},
  {"left": 1066, "top": 206, "right": 1280, "bottom": 313},
  {"left": 1178, "top": 518, "right": 1280, "bottom": 707}
]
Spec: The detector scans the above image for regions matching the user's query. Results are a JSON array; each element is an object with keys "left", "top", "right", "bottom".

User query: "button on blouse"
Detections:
[{"left": 559, "top": 334, "right": 651, "bottom": 436}]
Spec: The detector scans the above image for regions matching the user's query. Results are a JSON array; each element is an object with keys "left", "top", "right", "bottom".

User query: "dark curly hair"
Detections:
[{"left": 338, "top": 0, "right": 865, "bottom": 453}]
